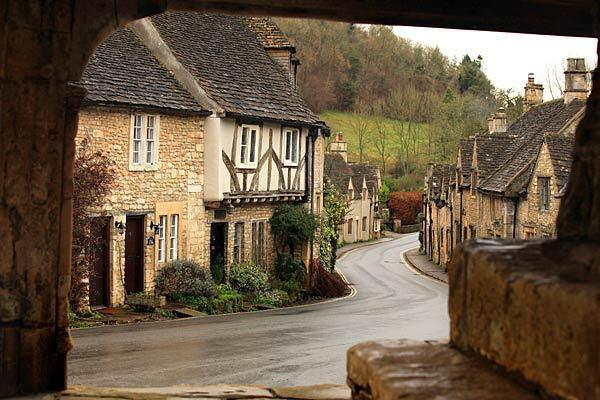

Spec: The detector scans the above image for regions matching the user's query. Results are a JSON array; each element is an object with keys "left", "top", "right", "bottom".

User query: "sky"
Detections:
[{"left": 392, "top": 26, "right": 597, "bottom": 98}]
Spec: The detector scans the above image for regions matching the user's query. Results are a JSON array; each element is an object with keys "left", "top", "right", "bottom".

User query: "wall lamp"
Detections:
[
  {"left": 150, "top": 221, "right": 161, "bottom": 235},
  {"left": 114, "top": 221, "right": 125, "bottom": 235}
]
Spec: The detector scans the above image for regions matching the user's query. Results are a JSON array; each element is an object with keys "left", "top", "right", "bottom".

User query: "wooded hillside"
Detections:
[{"left": 274, "top": 19, "right": 523, "bottom": 190}]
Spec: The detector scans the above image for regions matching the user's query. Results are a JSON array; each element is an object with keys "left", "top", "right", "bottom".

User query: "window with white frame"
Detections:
[
  {"left": 233, "top": 222, "right": 244, "bottom": 263},
  {"left": 239, "top": 124, "right": 259, "bottom": 168},
  {"left": 283, "top": 128, "right": 300, "bottom": 165},
  {"left": 131, "top": 114, "right": 159, "bottom": 168},
  {"left": 157, "top": 215, "right": 167, "bottom": 262},
  {"left": 251, "top": 221, "right": 266, "bottom": 267},
  {"left": 169, "top": 214, "right": 179, "bottom": 260}
]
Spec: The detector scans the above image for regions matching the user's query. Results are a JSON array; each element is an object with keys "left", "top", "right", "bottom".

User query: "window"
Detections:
[
  {"left": 283, "top": 128, "right": 300, "bottom": 165},
  {"left": 252, "top": 221, "right": 266, "bottom": 267},
  {"left": 539, "top": 177, "right": 550, "bottom": 210},
  {"left": 362, "top": 216, "right": 367, "bottom": 232},
  {"left": 316, "top": 195, "right": 321, "bottom": 214},
  {"left": 347, "top": 219, "right": 353, "bottom": 235},
  {"left": 169, "top": 214, "right": 179, "bottom": 260},
  {"left": 233, "top": 222, "right": 244, "bottom": 263},
  {"left": 157, "top": 215, "right": 167, "bottom": 262},
  {"left": 239, "top": 125, "right": 259, "bottom": 168},
  {"left": 131, "top": 114, "right": 159, "bottom": 168}
]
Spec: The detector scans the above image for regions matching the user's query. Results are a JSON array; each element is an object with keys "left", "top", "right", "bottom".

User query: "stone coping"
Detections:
[
  {"left": 347, "top": 339, "right": 539, "bottom": 400},
  {"left": 26, "top": 384, "right": 350, "bottom": 400}
]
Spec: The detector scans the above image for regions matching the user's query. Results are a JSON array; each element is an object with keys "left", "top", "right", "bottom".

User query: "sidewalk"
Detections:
[{"left": 403, "top": 248, "right": 448, "bottom": 284}]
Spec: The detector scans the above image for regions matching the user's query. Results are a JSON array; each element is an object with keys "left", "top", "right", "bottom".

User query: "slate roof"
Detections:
[
  {"left": 429, "top": 163, "right": 454, "bottom": 198},
  {"left": 151, "top": 12, "right": 320, "bottom": 125},
  {"left": 244, "top": 17, "right": 294, "bottom": 49},
  {"left": 324, "top": 153, "right": 380, "bottom": 200},
  {"left": 545, "top": 133, "right": 575, "bottom": 190},
  {"left": 478, "top": 99, "right": 585, "bottom": 195},
  {"left": 474, "top": 134, "right": 515, "bottom": 179},
  {"left": 82, "top": 28, "right": 208, "bottom": 113},
  {"left": 458, "top": 138, "right": 474, "bottom": 187}
]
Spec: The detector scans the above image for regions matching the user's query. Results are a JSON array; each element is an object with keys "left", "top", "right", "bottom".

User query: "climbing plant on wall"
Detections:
[{"left": 319, "top": 184, "right": 349, "bottom": 271}]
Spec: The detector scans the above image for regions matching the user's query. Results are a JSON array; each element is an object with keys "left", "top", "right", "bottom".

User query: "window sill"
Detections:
[{"left": 129, "top": 165, "right": 159, "bottom": 172}]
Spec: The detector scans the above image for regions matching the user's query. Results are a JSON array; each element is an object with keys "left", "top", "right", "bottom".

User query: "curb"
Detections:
[{"left": 401, "top": 248, "right": 448, "bottom": 285}]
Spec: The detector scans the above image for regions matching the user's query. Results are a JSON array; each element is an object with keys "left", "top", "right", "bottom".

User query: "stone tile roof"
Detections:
[
  {"left": 478, "top": 99, "right": 585, "bottom": 195},
  {"left": 545, "top": 133, "right": 575, "bottom": 190},
  {"left": 474, "top": 134, "right": 514, "bottom": 179},
  {"left": 81, "top": 28, "right": 208, "bottom": 113},
  {"left": 151, "top": 12, "right": 320, "bottom": 125},
  {"left": 458, "top": 138, "right": 474, "bottom": 187},
  {"left": 324, "top": 153, "right": 380, "bottom": 199},
  {"left": 429, "top": 163, "right": 454, "bottom": 198},
  {"left": 244, "top": 17, "right": 294, "bottom": 49}
]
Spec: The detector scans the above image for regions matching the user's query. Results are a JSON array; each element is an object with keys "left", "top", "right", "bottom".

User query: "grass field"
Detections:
[
  {"left": 320, "top": 111, "right": 429, "bottom": 190},
  {"left": 320, "top": 111, "right": 429, "bottom": 166}
]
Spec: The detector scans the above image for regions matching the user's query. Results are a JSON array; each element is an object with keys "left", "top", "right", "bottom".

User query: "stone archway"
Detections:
[{"left": 0, "top": 1, "right": 598, "bottom": 397}]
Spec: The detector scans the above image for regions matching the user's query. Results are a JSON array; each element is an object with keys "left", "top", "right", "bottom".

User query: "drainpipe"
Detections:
[
  {"left": 308, "top": 127, "right": 318, "bottom": 264},
  {"left": 512, "top": 197, "right": 519, "bottom": 239},
  {"left": 459, "top": 189, "right": 463, "bottom": 242}
]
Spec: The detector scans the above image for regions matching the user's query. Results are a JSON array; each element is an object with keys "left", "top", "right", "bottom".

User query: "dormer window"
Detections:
[
  {"left": 239, "top": 124, "right": 259, "bottom": 168},
  {"left": 283, "top": 127, "right": 300, "bottom": 166}
]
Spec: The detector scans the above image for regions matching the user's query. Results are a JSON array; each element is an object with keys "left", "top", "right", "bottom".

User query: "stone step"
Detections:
[
  {"left": 449, "top": 239, "right": 600, "bottom": 399},
  {"left": 347, "top": 340, "right": 540, "bottom": 400}
]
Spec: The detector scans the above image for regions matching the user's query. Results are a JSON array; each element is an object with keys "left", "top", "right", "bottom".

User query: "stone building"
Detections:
[
  {"left": 324, "top": 133, "right": 382, "bottom": 244},
  {"left": 76, "top": 13, "right": 328, "bottom": 307},
  {"left": 424, "top": 59, "right": 589, "bottom": 265}
]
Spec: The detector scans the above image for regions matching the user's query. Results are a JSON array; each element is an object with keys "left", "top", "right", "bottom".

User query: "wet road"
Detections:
[{"left": 68, "top": 233, "right": 448, "bottom": 387}]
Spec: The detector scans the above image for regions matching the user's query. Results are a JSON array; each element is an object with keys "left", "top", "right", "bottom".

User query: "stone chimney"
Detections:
[
  {"left": 524, "top": 73, "right": 544, "bottom": 112},
  {"left": 487, "top": 107, "right": 508, "bottom": 133},
  {"left": 564, "top": 58, "right": 589, "bottom": 104},
  {"left": 329, "top": 132, "right": 348, "bottom": 162}
]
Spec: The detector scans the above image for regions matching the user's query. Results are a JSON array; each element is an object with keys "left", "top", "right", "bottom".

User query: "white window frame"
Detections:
[
  {"left": 238, "top": 124, "right": 259, "bottom": 168},
  {"left": 283, "top": 127, "right": 300, "bottom": 166},
  {"left": 233, "top": 222, "right": 244, "bottom": 263},
  {"left": 169, "top": 214, "right": 179, "bottom": 260},
  {"left": 157, "top": 215, "right": 167, "bottom": 262},
  {"left": 130, "top": 114, "right": 160, "bottom": 170}
]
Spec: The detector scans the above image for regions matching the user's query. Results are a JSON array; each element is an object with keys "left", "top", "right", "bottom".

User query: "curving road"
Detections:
[{"left": 68, "top": 233, "right": 448, "bottom": 388}]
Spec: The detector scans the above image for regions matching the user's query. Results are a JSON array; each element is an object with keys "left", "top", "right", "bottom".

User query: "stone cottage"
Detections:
[
  {"left": 424, "top": 58, "right": 589, "bottom": 266},
  {"left": 324, "top": 133, "right": 382, "bottom": 244},
  {"left": 77, "top": 13, "right": 328, "bottom": 308}
]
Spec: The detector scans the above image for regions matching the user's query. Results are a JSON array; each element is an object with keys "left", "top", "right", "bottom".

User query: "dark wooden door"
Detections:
[
  {"left": 89, "top": 218, "right": 110, "bottom": 307},
  {"left": 125, "top": 215, "right": 144, "bottom": 294},
  {"left": 210, "top": 223, "right": 227, "bottom": 268}
]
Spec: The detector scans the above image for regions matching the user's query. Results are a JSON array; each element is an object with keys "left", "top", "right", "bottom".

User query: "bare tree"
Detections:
[
  {"left": 373, "top": 118, "right": 392, "bottom": 175},
  {"left": 347, "top": 113, "right": 371, "bottom": 162},
  {"left": 544, "top": 63, "right": 564, "bottom": 100}
]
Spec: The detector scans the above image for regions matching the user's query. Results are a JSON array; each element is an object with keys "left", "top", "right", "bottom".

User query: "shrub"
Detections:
[
  {"left": 228, "top": 262, "right": 269, "bottom": 293},
  {"left": 280, "top": 279, "right": 304, "bottom": 303},
  {"left": 387, "top": 191, "right": 423, "bottom": 224},
  {"left": 169, "top": 292, "right": 210, "bottom": 310},
  {"left": 155, "top": 260, "right": 216, "bottom": 298},
  {"left": 275, "top": 253, "right": 306, "bottom": 282},
  {"left": 308, "top": 259, "right": 348, "bottom": 298},
  {"left": 207, "top": 285, "right": 243, "bottom": 314},
  {"left": 211, "top": 256, "right": 225, "bottom": 284},
  {"left": 253, "top": 289, "right": 290, "bottom": 307},
  {"left": 269, "top": 204, "right": 317, "bottom": 255}
]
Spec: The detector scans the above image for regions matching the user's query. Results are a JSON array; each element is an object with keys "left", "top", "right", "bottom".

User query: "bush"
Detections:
[
  {"left": 275, "top": 254, "right": 306, "bottom": 282},
  {"left": 155, "top": 260, "right": 216, "bottom": 298},
  {"left": 211, "top": 256, "right": 225, "bottom": 284},
  {"left": 308, "top": 259, "right": 348, "bottom": 298},
  {"left": 280, "top": 279, "right": 305, "bottom": 303},
  {"left": 207, "top": 285, "right": 243, "bottom": 314},
  {"left": 169, "top": 292, "right": 210, "bottom": 310},
  {"left": 229, "top": 262, "right": 269, "bottom": 293},
  {"left": 253, "top": 289, "right": 290, "bottom": 307},
  {"left": 387, "top": 191, "right": 423, "bottom": 224},
  {"left": 269, "top": 204, "right": 317, "bottom": 255}
]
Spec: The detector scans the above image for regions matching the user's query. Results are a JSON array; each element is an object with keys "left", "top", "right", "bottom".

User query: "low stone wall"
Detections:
[
  {"left": 449, "top": 239, "right": 600, "bottom": 399},
  {"left": 398, "top": 223, "right": 420, "bottom": 233}
]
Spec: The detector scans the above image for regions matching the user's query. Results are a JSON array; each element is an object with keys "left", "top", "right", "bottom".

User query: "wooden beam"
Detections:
[{"left": 168, "top": 0, "right": 596, "bottom": 38}]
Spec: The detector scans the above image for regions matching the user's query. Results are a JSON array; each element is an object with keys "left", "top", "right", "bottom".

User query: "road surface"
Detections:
[{"left": 68, "top": 233, "right": 448, "bottom": 387}]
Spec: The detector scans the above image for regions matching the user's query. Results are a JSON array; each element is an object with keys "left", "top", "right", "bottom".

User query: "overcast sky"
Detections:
[{"left": 392, "top": 26, "right": 597, "bottom": 98}]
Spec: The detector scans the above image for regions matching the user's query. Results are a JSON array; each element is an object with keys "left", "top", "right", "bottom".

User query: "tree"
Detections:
[
  {"left": 373, "top": 117, "right": 393, "bottom": 175},
  {"left": 347, "top": 112, "right": 371, "bottom": 162},
  {"left": 319, "top": 184, "right": 349, "bottom": 271},
  {"left": 269, "top": 204, "right": 317, "bottom": 256},
  {"left": 70, "top": 139, "right": 116, "bottom": 313}
]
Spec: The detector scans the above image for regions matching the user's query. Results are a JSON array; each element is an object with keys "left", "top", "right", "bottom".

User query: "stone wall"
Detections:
[{"left": 77, "top": 106, "right": 205, "bottom": 305}]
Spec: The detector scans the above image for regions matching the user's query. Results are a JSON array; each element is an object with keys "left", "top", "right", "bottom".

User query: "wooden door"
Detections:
[
  {"left": 125, "top": 215, "right": 144, "bottom": 294},
  {"left": 89, "top": 218, "right": 110, "bottom": 307}
]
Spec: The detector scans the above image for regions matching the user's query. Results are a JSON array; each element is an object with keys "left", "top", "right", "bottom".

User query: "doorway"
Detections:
[
  {"left": 89, "top": 218, "right": 110, "bottom": 307},
  {"left": 125, "top": 215, "right": 145, "bottom": 294},
  {"left": 210, "top": 222, "right": 227, "bottom": 272}
]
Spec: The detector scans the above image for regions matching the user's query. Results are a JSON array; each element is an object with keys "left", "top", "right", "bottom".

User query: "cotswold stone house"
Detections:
[
  {"left": 424, "top": 59, "right": 589, "bottom": 266},
  {"left": 77, "top": 13, "right": 327, "bottom": 307},
  {"left": 324, "top": 133, "right": 381, "bottom": 244}
]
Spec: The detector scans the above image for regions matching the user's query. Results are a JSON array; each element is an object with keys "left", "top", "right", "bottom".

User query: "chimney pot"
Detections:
[
  {"left": 564, "top": 58, "right": 589, "bottom": 104},
  {"left": 329, "top": 131, "right": 348, "bottom": 162},
  {"left": 524, "top": 73, "right": 544, "bottom": 112}
]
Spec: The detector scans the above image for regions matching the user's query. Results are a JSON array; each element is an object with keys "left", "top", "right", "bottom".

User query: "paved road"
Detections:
[{"left": 68, "top": 233, "right": 448, "bottom": 388}]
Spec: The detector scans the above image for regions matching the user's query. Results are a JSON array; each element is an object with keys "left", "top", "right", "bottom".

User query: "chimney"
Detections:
[
  {"left": 564, "top": 58, "right": 589, "bottom": 104},
  {"left": 487, "top": 107, "right": 508, "bottom": 134},
  {"left": 329, "top": 132, "right": 348, "bottom": 162},
  {"left": 524, "top": 73, "right": 544, "bottom": 112}
]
